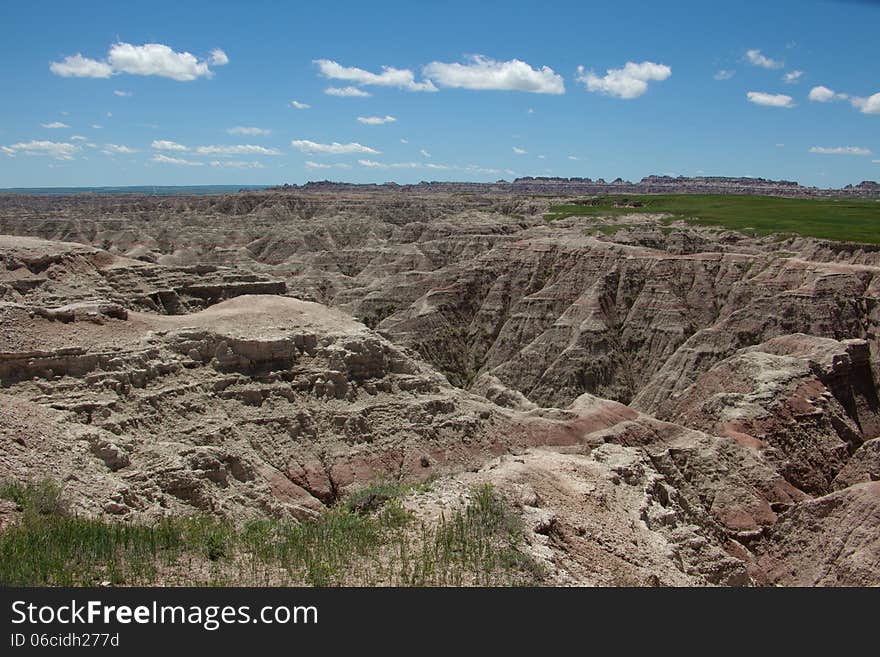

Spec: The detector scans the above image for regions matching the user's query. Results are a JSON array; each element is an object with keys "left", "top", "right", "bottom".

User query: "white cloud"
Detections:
[
  {"left": 568, "top": 155, "right": 580, "bottom": 160},
  {"left": 809, "top": 85, "right": 848, "bottom": 102},
  {"left": 51, "top": 42, "right": 228, "bottom": 81},
  {"left": 41, "top": 121, "right": 70, "bottom": 129},
  {"left": 809, "top": 146, "right": 871, "bottom": 156},
  {"left": 1, "top": 140, "right": 80, "bottom": 159},
  {"left": 210, "top": 49, "right": 229, "bottom": 66},
  {"left": 109, "top": 42, "right": 219, "bottom": 80},
  {"left": 324, "top": 86, "right": 371, "bottom": 98},
  {"left": 304, "top": 161, "right": 353, "bottom": 170},
  {"left": 746, "top": 91, "right": 795, "bottom": 108},
  {"left": 290, "top": 100, "right": 311, "bottom": 109},
  {"left": 209, "top": 160, "right": 264, "bottom": 168},
  {"left": 745, "top": 49, "right": 783, "bottom": 69},
  {"left": 807, "top": 85, "right": 879, "bottom": 114},
  {"left": 423, "top": 55, "right": 564, "bottom": 94},
  {"left": 113, "top": 90, "right": 133, "bottom": 97},
  {"left": 151, "top": 139, "right": 189, "bottom": 151},
  {"left": 576, "top": 61, "right": 671, "bottom": 99},
  {"left": 291, "top": 139, "right": 380, "bottom": 154},
  {"left": 70, "top": 135, "right": 87, "bottom": 141},
  {"left": 49, "top": 54, "right": 113, "bottom": 78},
  {"left": 400, "top": 138, "right": 409, "bottom": 144},
  {"left": 527, "top": 107, "right": 535, "bottom": 114},
  {"left": 851, "top": 92, "right": 880, "bottom": 115},
  {"left": 91, "top": 124, "right": 103, "bottom": 129},
  {"left": 783, "top": 70, "right": 803, "bottom": 84},
  {"left": 195, "top": 144, "right": 281, "bottom": 156},
  {"left": 419, "top": 149, "right": 430, "bottom": 158},
  {"left": 357, "top": 115, "right": 397, "bottom": 125},
  {"left": 226, "top": 126, "right": 271, "bottom": 136},
  {"left": 714, "top": 69, "right": 735, "bottom": 81},
  {"left": 151, "top": 153, "right": 203, "bottom": 166},
  {"left": 102, "top": 143, "right": 137, "bottom": 155},
  {"left": 513, "top": 147, "right": 526, "bottom": 154},
  {"left": 358, "top": 159, "right": 452, "bottom": 170},
  {"left": 315, "top": 59, "right": 436, "bottom": 92}
]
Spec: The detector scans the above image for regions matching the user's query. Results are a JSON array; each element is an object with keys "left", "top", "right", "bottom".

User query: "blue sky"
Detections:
[{"left": 0, "top": 0, "right": 878, "bottom": 188}]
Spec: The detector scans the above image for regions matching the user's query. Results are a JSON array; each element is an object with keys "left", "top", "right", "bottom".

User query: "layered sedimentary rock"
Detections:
[{"left": 0, "top": 193, "right": 878, "bottom": 586}]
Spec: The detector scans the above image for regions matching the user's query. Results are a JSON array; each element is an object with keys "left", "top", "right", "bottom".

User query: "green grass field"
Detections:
[{"left": 544, "top": 194, "right": 880, "bottom": 244}]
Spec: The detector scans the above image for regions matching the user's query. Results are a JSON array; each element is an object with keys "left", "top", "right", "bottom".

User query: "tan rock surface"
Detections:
[{"left": 1, "top": 192, "right": 878, "bottom": 585}]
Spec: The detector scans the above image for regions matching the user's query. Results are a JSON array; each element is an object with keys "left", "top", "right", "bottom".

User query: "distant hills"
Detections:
[{"left": 274, "top": 176, "right": 880, "bottom": 198}]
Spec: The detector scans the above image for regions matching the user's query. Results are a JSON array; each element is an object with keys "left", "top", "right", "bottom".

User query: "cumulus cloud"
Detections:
[
  {"left": 576, "top": 61, "right": 671, "bottom": 99},
  {"left": 746, "top": 91, "right": 795, "bottom": 108},
  {"left": 151, "top": 139, "right": 189, "bottom": 151},
  {"left": 513, "top": 147, "right": 526, "bottom": 154},
  {"left": 113, "top": 90, "right": 133, "bottom": 97},
  {"left": 783, "top": 70, "right": 804, "bottom": 84},
  {"left": 102, "top": 143, "right": 137, "bottom": 155},
  {"left": 291, "top": 139, "right": 380, "bottom": 155},
  {"left": 419, "top": 149, "right": 430, "bottom": 158},
  {"left": 315, "top": 59, "right": 436, "bottom": 92},
  {"left": 226, "top": 126, "right": 271, "bottom": 136},
  {"left": 70, "top": 135, "right": 87, "bottom": 141},
  {"left": 210, "top": 49, "right": 229, "bottom": 66},
  {"left": 1, "top": 140, "right": 80, "bottom": 159},
  {"left": 50, "top": 42, "right": 229, "bottom": 81},
  {"left": 49, "top": 54, "right": 113, "bottom": 78},
  {"left": 568, "top": 155, "right": 580, "bottom": 161},
  {"left": 400, "top": 138, "right": 409, "bottom": 144},
  {"left": 324, "top": 86, "right": 371, "bottom": 98},
  {"left": 807, "top": 85, "right": 879, "bottom": 114},
  {"left": 41, "top": 122, "right": 70, "bottom": 129},
  {"left": 422, "top": 55, "right": 564, "bottom": 94},
  {"left": 745, "top": 49, "right": 783, "bottom": 69},
  {"left": 809, "top": 146, "right": 871, "bottom": 155},
  {"left": 357, "top": 115, "right": 397, "bottom": 125},
  {"left": 151, "top": 153, "right": 203, "bottom": 166},
  {"left": 290, "top": 100, "right": 311, "bottom": 109},
  {"left": 808, "top": 85, "right": 848, "bottom": 102},
  {"left": 108, "top": 43, "right": 214, "bottom": 80},
  {"left": 195, "top": 144, "right": 280, "bottom": 156},
  {"left": 714, "top": 69, "right": 735, "bottom": 81},
  {"left": 850, "top": 93, "right": 880, "bottom": 115}
]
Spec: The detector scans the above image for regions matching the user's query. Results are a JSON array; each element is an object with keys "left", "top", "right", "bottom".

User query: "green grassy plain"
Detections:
[{"left": 545, "top": 194, "right": 880, "bottom": 244}]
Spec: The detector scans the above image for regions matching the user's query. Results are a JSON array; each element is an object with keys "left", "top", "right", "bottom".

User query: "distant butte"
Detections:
[{"left": 267, "top": 175, "right": 880, "bottom": 198}]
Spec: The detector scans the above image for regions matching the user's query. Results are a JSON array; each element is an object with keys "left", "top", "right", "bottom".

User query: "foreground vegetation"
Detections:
[
  {"left": 0, "top": 478, "right": 541, "bottom": 587},
  {"left": 545, "top": 194, "right": 880, "bottom": 244}
]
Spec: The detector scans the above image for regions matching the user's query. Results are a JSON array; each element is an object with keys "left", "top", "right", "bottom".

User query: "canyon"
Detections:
[{"left": 0, "top": 189, "right": 878, "bottom": 586}]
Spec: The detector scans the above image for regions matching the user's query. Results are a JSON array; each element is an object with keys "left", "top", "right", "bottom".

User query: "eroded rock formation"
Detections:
[{"left": 0, "top": 191, "right": 878, "bottom": 586}]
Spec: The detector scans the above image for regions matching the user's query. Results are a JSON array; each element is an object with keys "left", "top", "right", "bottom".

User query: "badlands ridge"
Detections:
[{"left": 0, "top": 190, "right": 878, "bottom": 586}]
